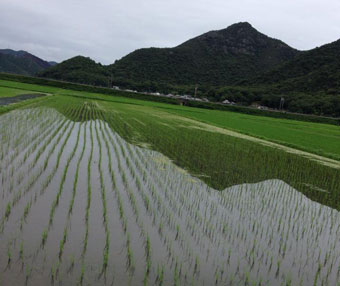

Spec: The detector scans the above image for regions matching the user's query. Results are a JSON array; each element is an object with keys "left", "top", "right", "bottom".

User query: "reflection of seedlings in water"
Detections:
[
  {"left": 276, "top": 260, "right": 281, "bottom": 277},
  {"left": 67, "top": 255, "right": 75, "bottom": 273},
  {"left": 175, "top": 224, "right": 180, "bottom": 240},
  {"left": 313, "top": 263, "right": 321, "bottom": 286},
  {"left": 127, "top": 233, "right": 135, "bottom": 271},
  {"left": 19, "top": 242, "right": 24, "bottom": 262},
  {"left": 25, "top": 264, "right": 31, "bottom": 283},
  {"left": 51, "top": 264, "right": 56, "bottom": 284},
  {"left": 194, "top": 256, "right": 199, "bottom": 274},
  {"left": 58, "top": 228, "right": 67, "bottom": 259},
  {"left": 173, "top": 261, "right": 179, "bottom": 286},
  {"left": 7, "top": 246, "right": 12, "bottom": 265},
  {"left": 79, "top": 263, "right": 85, "bottom": 285},
  {"left": 156, "top": 264, "right": 164, "bottom": 286},
  {"left": 144, "top": 235, "right": 152, "bottom": 285}
]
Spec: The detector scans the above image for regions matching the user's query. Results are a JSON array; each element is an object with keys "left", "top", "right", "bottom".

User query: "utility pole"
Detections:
[
  {"left": 108, "top": 74, "right": 113, "bottom": 88},
  {"left": 279, "top": 97, "right": 285, "bottom": 111}
]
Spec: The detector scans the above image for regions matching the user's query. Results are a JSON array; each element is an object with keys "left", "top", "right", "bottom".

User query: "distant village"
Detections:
[{"left": 112, "top": 85, "right": 273, "bottom": 110}]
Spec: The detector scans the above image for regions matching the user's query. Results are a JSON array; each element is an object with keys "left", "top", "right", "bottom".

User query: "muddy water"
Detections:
[{"left": 1, "top": 107, "right": 340, "bottom": 285}]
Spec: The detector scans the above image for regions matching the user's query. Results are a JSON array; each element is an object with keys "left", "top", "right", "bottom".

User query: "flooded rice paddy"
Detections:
[{"left": 1, "top": 106, "right": 340, "bottom": 285}]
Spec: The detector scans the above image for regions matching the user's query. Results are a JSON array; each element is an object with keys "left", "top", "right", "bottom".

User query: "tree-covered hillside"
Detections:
[
  {"left": 36, "top": 22, "right": 340, "bottom": 117},
  {"left": 0, "top": 49, "right": 54, "bottom": 75},
  {"left": 108, "top": 22, "right": 300, "bottom": 86}
]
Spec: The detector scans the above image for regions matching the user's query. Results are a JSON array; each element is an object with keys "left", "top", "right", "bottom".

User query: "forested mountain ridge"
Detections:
[
  {"left": 36, "top": 22, "right": 340, "bottom": 117},
  {"left": 0, "top": 49, "right": 55, "bottom": 75}
]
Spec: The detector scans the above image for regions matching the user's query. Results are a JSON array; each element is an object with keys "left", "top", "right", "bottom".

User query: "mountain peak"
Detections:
[
  {"left": 227, "top": 22, "right": 253, "bottom": 29},
  {"left": 178, "top": 22, "right": 297, "bottom": 59}
]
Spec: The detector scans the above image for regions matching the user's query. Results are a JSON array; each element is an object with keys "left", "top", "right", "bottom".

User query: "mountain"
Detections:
[
  {"left": 0, "top": 49, "right": 55, "bottom": 75},
  {"left": 248, "top": 39, "right": 340, "bottom": 94},
  {"left": 108, "top": 22, "right": 300, "bottom": 86},
  {"left": 39, "top": 56, "right": 110, "bottom": 86},
  {"left": 48, "top": 61, "right": 58, "bottom": 66},
  {"left": 37, "top": 22, "right": 340, "bottom": 117}
]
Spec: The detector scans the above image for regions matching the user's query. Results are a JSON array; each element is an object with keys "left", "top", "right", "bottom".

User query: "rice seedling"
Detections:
[
  {"left": 5, "top": 203, "right": 11, "bottom": 219},
  {"left": 0, "top": 95, "right": 340, "bottom": 285},
  {"left": 7, "top": 247, "right": 12, "bottom": 265}
]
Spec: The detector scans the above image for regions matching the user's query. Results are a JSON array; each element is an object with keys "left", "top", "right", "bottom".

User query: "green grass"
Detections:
[
  {"left": 162, "top": 106, "right": 340, "bottom": 161},
  {"left": 0, "top": 86, "right": 40, "bottom": 98},
  {"left": 1, "top": 78, "right": 339, "bottom": 161}
]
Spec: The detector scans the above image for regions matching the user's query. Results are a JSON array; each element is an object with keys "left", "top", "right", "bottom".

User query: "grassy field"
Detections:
[
  {"left": 1, "top": 79, "right": 340, "bottom": 161},
  {"left": 0, "top": 86, "right": 41, "bottom": 98},
  {"left": 163, "top": 106, "right": 340, "bottom": 160}
]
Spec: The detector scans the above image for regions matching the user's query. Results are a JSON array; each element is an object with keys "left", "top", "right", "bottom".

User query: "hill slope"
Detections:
[
  {"left": 39, "top": 22, "right": 300, "bottom": 88},
  {"left": 0, "top": 49, "right": 54, "bottom": 75},
  {"left": 108, "top": 22, "right": 300, "bottom": 86},
  {"left": 249, "top": 39, "right": 340, "bottom": 94},
  {"left": 39, "top": 56, "right": 109, "bottom": 86}
]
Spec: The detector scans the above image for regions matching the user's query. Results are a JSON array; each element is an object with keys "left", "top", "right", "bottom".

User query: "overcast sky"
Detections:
[{"left": 1, "top": 0, "right": 339, "bottom": 64}]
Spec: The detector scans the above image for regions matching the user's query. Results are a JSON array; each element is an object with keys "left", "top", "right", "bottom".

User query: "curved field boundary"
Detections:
[{"left": 168, "top": 114, "right": 340, "bottom": 170}]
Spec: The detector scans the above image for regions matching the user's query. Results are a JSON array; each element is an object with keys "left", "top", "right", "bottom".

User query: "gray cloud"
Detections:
[{"left": 1, "top": 0, "right": 339, "bottom": 64}]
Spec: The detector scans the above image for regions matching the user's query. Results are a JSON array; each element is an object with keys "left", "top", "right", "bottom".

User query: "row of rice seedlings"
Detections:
[
  {"left": 0, "top": 108, "right": 60, "bottom": 174},
  {"left": 136, "top": 143, "right": 286, "bottom": 282},
  {"left": 80, "top": 105, "right": 94, "bottom": 285},
  {"left": 3, "top": 107, "right": 80, "bottom": 232},
  {"left": 128, "top": 146, "right": 199, "bottom": 282},
  {"left": 0, "top": 107, "right": 73, "bottom": 199},
  {"left": 140, "top": 150, "right": 221, "bottom": 248},
  {"left": 56, "top": 108, "right": 88, "bottom": 274},
  {"left": 0, "top": 108, "right": 43, "bottom": 160},
  {"left": 5, "top": 117, "right": 69, "bottom": 205},
  {"left": 100, "top": 116, "right": 155, "bottom": 279},
  {"left": 124, "top": 141, "right": 197, "bottom": 257},
  {"left": 68, "top": 108, "right": 88, "bottom": 217},
  {"left": 0, "top": 114, "right": 60, "bottom": 195},
  {"left": 134, "top": 145, "right": 340, "bottom": 284},
  {"left": 0, "top": 108, "right": 61, "bottom": 178},
  {"left": 101, "top": 110, "right": 169, "bottom": 284},
  {"left": 19, "top": 108, "right": 82, "bottom": 245},
  {"left": 221, "top": 182, "right": 337, "bottom": 284},
  {"left": 2, "top": 101, "right": 340, "bottom": 284},
  {"left": 103, "top": 113, "right": 183, "bottom": 272},
  {"left": 46, "top": 110, "right": 82, "bottom": 237},
  {"left": 97, "top": 113, "right": 136, "bottom": 273},
  {"left": 105, "top": 119, "right": 200, "bottom": 284},
  {"left": 98, "top": 112, "right": 144, "bottom": 283},
  {"left": 93, "top": 112, "right": 110, "bottom": 274},
  {"left": 0, "top": 116, "right": 71, "bottom": 233}
]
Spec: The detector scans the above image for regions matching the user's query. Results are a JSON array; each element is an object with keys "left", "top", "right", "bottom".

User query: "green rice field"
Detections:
[{"left": 0, "top": 80, "right": 340, "bottom": 285}]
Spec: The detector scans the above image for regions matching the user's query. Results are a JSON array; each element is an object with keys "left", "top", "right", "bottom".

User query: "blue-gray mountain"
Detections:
[{"left": 0, "top": 49, "right": 56, "bottom": 75}]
